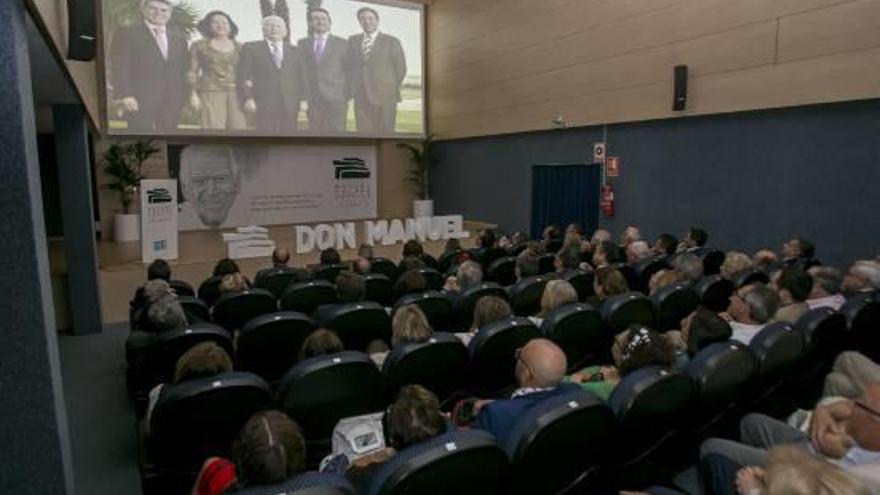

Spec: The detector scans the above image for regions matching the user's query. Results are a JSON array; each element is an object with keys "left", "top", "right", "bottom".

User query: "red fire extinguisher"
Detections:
[{"left": 601, "top": 184, "right": 615, "bottom": 217}]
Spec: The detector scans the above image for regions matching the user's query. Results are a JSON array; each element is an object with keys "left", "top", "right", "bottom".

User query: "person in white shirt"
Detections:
[
  {"left": 724, "top": 283, "right": 779, "bottom": 344},
  {"left": 807, "top": 265, "right": 847, "bottom": 310}
]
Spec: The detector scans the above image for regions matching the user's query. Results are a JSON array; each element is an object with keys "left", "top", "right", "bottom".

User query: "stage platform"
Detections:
[{"left": 90, "top": 220, "right": 495, "bottom": 324}]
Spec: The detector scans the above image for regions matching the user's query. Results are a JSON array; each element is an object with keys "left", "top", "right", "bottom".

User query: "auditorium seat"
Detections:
[
  {"left": 544, "top": 239, "right": 564, "bottom": 254},
  {"left": 178, "top": 295, "right": 210, "bottom": 324},
  {"left": 323, "top": 301, "right": 391, "bottom": 351},
  {"left": 730, "top": 267, "right": 770, "bottom": 288},
  {"left": 600, "top": 292, "right": 655, "bottom": 333},
  {"left": 370, "top": 257, "right": 398, "bottom": 281},
  {"left": 537, "top": 254, "right": 556, "bottom": 275},
  {"left": 313, "top": 263, "right": 349, "bottom": 284},
  {"left": 149, "top": 372, "right": 273, "bottom": 485},
  {"left": 479, "top": 247, "right": 510, "bottom": 270},
  {"left": 237, "top": 311, "right": 315, "bottom": 385},
  {"left": 280, "top": 280, "right": 338, "bottom": 314},
  {"left": 508, "top": 244, "right": 528, "bottom": 256},
  {"left": 394, "top": 290, "right": 453, "bottom": 332},
  {"left": 469, "top": 316, "right": 540, "bottom": 395},
  {"left": 748, "top": 322, "right": 804, "bottom": 414},
  {"left": 417, "top": 267, "right": 444, "bottom": 291},
  {"left": 382, "top": 332, "right": 469, "bottom": 404},
  {"left": 197, "top": 275, "right": 224, "bottom": 307},
  {"left": 560, "top": 269, "right": 594, "bottom": 302},
  {"left": 790, "top": 308, "right": 848, "bottom": 406},
  {"left": 606, "top": 366, "right": 694, "bottom": 488},
  {"left": 233, "top": 472, "right": 355, "bottom": 495},
  {"left": 633, "top": 255, "right": 670, "bottom": 294},
  {"left": 365, "top": 430, "right": 509, "bottom": 495},
  {"left": 363, "top": 273, "right": 394, "bottom": 307},
  {"left": 254, "top": 266, "right": 308, "bottom": 298},
  {"left": 438, "top": 250, "right": 462, "bottom": 274},
  {"left": 486, "top": 256, "right": 517, "bottom": 287},
  {"left": 840, "top": 292, "right": 880, "bottom": 362},
  {"left": 651, "top": 282, "right": 699, "bottom": 332},
  {"left": 693, "top": 275, "right": 735, "bottom": 313},
  {"left": 420, "top": 253, "right": 440, "bottom": 270},
  {"left": 508, "top": 274, "right": 555, "bottom": 317},
  {"left": 701, "top": 249, "right": 726, "bottom": 276},
  {"left": 148, "top": 323, "right": 234, "bottom": 386},
  {"left": 169, "top": 279, "right": 195, "bottom": 297},
  {"left": 686, "top": 341, "right": 757, "bottom": 436},
  {"left": 211, "top": 288, "right": 277, "bottom": 331},
  {"left": 503, "top": 389, "right": 616, "bottom": 495},
  {"left": 452, "top": 282, "right": 508, "bottom": 330},
  {"left": 614, "top": 264, "right": 640, "bottom": 294},
  {"left": 278, "top": 352, "right": 385, "bottom": 465},
  {"left": 539, "top": 303, "right": 605, "bottom": 371}
]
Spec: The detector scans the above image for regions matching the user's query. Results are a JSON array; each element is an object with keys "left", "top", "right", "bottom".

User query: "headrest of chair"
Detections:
[
  {"left": 503, "top": 389, "right": 613, "bottom": 458},
  {"left": 469, "top": 316, "right": 539, "bottom": 352},
  {"left": 325, "top": 301, "right": 385, "bottom": 319},
  {"left": 280, "top": 351, "right": 377, "bottom": 386},
  {"left": 364, "top": 273, "right": 392, "bottom": 283},
  {"left": 287, "top": 279, "right": 336, "bottom": 292},
  {"left": 795, "top": 307, "right": 846, "bottom": 342},
  {"left": 749, "top": 321, "right": 800, "bottom": 357},
  {"left": 487, "top": 256, "right": 516, "bottom": 272},
  {"left": 156, "top": 371, "right": 271, "bottom": 406},
  {"left": 839, "top": 292, "right": 880, "bottom": 326},
  {"left": 178, "top": 295, "right": 209, "bottom": 309},
  {"left": 241, "top": 310, "right": 313, "bottom": 334},
  {"left": 600, "top": 291, "right": 652, "bottom": 320},
  {"left": 509, "top": 274, "right": 554, "bottom": 295},
  {"left": 157, "top": 322, "right": 231, "bottom": 344},
  {"left": 686, "top": 341, "right": 755, "bottom": 381},
  {"left": 651, "top": 282, "right": 696, "bottom": 305},
  {"left": 394, "top": 290, "right": 448, "bottom": 309},
  {"left": 539, "top": 303, "right": 598, "bottom": 329},
  {"left": 608, "top": 366, "right": 693, "bottom": 419},
  {"left": 233, "top": 472, "right": 355, "bottom": 495},
  {"left": 633, "top": 255, "right": 669, "bottom": 275},
  {"left": 382, "top": 332, "right": 466, "bottom": 373},
  {"left": 458, "top": 282, "right": 506, "bottom": 301},
  {"left": 366, "top": 430, "right": 504, "bottom": 495},
  {"left": 731, "top": 267, "right": 770, "bottom": 288},
  {"left": 694, "top": 275, "right": 735, "bottom": 312},
  {"left": 215, "top": 288, "right": 275, "bottom": 306}
]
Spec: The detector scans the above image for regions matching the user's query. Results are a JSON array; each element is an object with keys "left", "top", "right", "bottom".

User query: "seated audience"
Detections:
[
  {"left": 621, "top": 225, "right": 642, "bottom": 248},
  {"left": 255, "top": 247, "right": 290, "bottom": 282},
  {"left": 700, "top": 384, "right": 880, "bottom": 489},
  {"left": 724, "top": 283, "right": 779, "bottom": 344},
  {"left": 781, "top": 236, "right": 818, "bottom": 269},
  {"left": 568, "top": 325, "right": 676, "bottom": 400},
  {"left": 824, "top": 352, "right": 880, "bottom": 399},
  {"left": 773, "top": 267, "right": 812, "bottom": 323},
  {"left": 471, "top": 229, "right": 497, "bottom": 262},
  {"left": 592, "top": 240, "right": 617, "bottom": 270},
  {"left": 671, "top": 252, "right": 704, "bottom": 282},
  {"left": 543, "top": 224, "right": 562, "bottom": 243},
  {"left": 554, "top": 247, "right": 581, "bottom": 273},
  {"left": 470, "top": 339, "right": 577, "bottom": 445},
  {"left": 509, "top": 230, "right": 528, "bottom": 250},
  {"left": 524, "top": 239, "right": 546, "bottom": 257},
  {"left": 393, "top": 269, "right": 427, "bottom": 300},
  {"left": 193, "top": 410, "right": 307, "bottom": 495},
  {"left": 704, "top": 446, "right": 871, "bottom": 495},
  {"left": 680, "top": 227, "right": 708, "bottom": 253},
  {"left": 667, "top": 306, "right": 733, "bottom": 356},
  {"left": 843, "top": 260, "right": 880, "bottom": 296},
  {"left": 565, "top": 223, "right": 584, "bottom": 237},
  {"left": 626, "top": 240, "right": 652, "bottom": 263},
  {"left": 213, "top": 257, "right": 241, "bottom": 278},
  {"left": 588, "top": 267, "right": 629, "bottom": 307},
  {"left": 147, "top": 341, "right": 233, "bottom": 434},
  {"left": 370, "top": 305, "right": 433, "bottom": 367},
  {"left": 653, "top": 233, "right": 678, "bottom": 257},
  {"left": 532, "top": 279, "right": 578, "bottom": 325},
  {"left": 319, "top": 248, "right": 341, "bottom": 266},
  {"left": 401, "top": 239, "right": 424, "bottom": 262},
  {"left": 456, "top": 295, "right": 512, "bottom": 346},
  {"left": 721, "top": 251, "right": 754, "bottom": 280},
  {"left": 131, "top": 259, "right": 173, "bottom": 311},
  {"left": 443, "top": 238, "right": 462, "bottom": 257},
  {"left": 353, "top": 256, "right": 372, "bottom": 275},
  {"left": 357, "top": 244, "right": 374, "bottom": 260},
  {"left": 648, "top": 269, "right": 682, "bottom": 296},
  {"left": 807, "top": 266, "right": 846, "bottom": 310},
  {"left": 562, "top": 230, "right": 582, "bottom": 251},
  {"left": 753, "top": 249, "right": 779, "bottom": 271},
  {"left": 219, "top": 272, "right": 250, "bottom": 295},
  {"left": 298, "top": 328, "right": 345, "bottom": 361},
  {"left": 590, "top": 228, "right": 612, "bottom": 246},
  {"left": 325, "top": 385, "right": 446, "bottom": 493},
  {"left": 398, "top": 255, "right": 426, "bottom": 274},
  {"left": 515, "top": 251, "right": 540, "bottom": 281},
  {"left": 145, "top": 286, "right": 188, "bottom": 332},
  {"left": 443, "top": 260, "right": 483, "bottom": 295},
  {"left": 313, "top": 272, "right": 367, "bottom": 325}
]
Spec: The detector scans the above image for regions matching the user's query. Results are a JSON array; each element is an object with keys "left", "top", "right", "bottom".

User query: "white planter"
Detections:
[
  {"left": 413, "top": 199, "right": 434, "bottom": 218},
  {"left": 114, "top": 213, "right": 141, "bottom": 243}
]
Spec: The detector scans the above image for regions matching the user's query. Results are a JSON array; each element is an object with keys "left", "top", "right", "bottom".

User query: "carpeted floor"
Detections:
[{"left": 58, "top": 323, "right": 142, "bottom": 495}]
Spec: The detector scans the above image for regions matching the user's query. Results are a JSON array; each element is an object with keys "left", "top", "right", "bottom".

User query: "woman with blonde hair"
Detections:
[
  {"left": 720, "top": 251, "right": 754, "bottom": 280},
  {"left": 454, "top": 296, "right": 513, "bottom": 347},
  {"left": 589, "top": 267, "right": 629, "bottom": 307},
  {"left": 648, "top": 269, "right": 682, "bottom": 296},
  {"left": 734, "top": 446, "right": 871, "bottom": 495},
  {"left": 219, "top": 272, "right": 249, "bottom": 295},
  {"left": 533, "top": 279, "right": 578, "bottom": 324},
  {"left": 370, "top": 305, "right": 433, "bottom": 367}
]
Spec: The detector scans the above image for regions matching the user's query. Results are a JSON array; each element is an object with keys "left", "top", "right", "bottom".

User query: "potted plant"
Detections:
[
  {"left": 101, "top": 140, "right": 160, "bottom": 242},
  {"left": 398, "top": 135, "right": 435, "bottom": 218}
]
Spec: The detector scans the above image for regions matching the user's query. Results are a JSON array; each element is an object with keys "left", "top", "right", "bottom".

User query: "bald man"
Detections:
[{"left": 472, "top": 339, "right": 578, "bottom": 445}]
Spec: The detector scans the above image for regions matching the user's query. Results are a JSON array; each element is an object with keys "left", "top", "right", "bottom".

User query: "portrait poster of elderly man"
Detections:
[{"left": 175, "top": 145, "right": 252, "bottom": 230}]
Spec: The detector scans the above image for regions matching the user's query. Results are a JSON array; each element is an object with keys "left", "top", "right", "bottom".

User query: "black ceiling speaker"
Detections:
[
  {"left": 672, "top": 65, "right": 688, "bottom": 111},
  {"left": 66, "top": 0, "right": 96, "bottom": 61}
]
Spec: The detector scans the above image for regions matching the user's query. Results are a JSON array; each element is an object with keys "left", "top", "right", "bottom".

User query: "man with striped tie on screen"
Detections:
[{"left": 347, "top": 6, "right": 406, "bottom": 134}]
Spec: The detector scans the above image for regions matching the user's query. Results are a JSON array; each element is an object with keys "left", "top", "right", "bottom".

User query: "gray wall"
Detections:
[{"left": 432, "top": 99, "right": 880, "bottom": 268}]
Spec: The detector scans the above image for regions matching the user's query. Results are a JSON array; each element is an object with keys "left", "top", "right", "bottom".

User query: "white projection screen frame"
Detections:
[{"left": 99, "top": 0, "right": 425, "bottom": 138}]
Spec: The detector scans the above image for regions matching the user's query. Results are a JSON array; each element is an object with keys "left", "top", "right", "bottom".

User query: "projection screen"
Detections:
[{"left": 101, "top": 0, "right": 424, "bottom": 138}]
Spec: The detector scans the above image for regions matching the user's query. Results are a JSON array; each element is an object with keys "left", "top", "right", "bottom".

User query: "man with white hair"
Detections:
[
  {"left": 843, "top": 260, "right": 880, "bottom": 297},
  {"left": 238, "top": 16, "right": 304, "bottom": 132},
  {"left": 626, "top": 240, "right": 652, "bottom": 263},
  {"left": 620, "top": 226, "right": 641, "bottom": 247},
  {"left": 109, "top": 0, "right": 188, "bottom": 131},
  {"left": 807, "top": 265, "right": 847, "bottom": 310},
  {"left": 177, "top": 145, "right": 245, "bottom": 229}
]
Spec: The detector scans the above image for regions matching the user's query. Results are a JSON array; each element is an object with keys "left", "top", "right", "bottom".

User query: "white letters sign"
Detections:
[{"left": 294, "top": 215, "right": 470, "bottom": 254}]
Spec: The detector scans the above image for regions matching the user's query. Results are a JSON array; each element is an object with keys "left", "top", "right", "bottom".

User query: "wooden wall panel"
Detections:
[{"left": 428, "top": 0, "right": 880, "bottom": 139}]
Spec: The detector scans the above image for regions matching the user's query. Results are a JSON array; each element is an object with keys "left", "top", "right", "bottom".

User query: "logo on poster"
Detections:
[{"left": 333, "top": 157, "right": 372, "bottom": 209}]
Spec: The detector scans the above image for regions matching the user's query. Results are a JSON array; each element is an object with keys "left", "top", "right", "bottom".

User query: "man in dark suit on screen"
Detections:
[
  {"left": 109, "top": 0, "right": 188, "bottom": 132},
  {"left": 238, "top": 16, "right": 304, "bottom": 132},
  {"left": 298, "top": 8, "right": 349, "bottom": 132},
  {"left": 347, "top": 6, "right": 406, "bottom": 134}
]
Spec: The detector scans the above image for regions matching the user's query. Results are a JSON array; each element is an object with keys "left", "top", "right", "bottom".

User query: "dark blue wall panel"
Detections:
[{"left": 432, "top": 100, "right": 880, "bottom": 267}]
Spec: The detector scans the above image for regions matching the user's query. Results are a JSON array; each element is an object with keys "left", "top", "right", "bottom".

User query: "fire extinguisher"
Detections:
[{"left": 601, "top": 184, "right": 615, "bottom": 218}]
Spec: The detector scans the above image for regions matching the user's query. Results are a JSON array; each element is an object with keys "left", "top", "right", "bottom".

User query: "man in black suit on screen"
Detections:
[
  {"left": 238, "top": 16, "right": 305, "bottom": 132},
  {"left": 109, "top": 0, "right": 189, "bottom": 132},
  {"left": 298, "top": 8, "right": 349, "bottom": 132}
]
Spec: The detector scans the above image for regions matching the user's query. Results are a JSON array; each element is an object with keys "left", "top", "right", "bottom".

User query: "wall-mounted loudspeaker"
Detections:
[
  {"left": 66, "top": 0, "right": 96, "bottom": 61},
  {"left": 672, "top": 65, "right": 688, "bottom": 111}
]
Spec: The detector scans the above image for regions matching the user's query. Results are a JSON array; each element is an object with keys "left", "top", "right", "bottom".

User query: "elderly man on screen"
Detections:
[
  {"left": 109, "top": 0, "right": 188, "bottom": 132},
  {"left": 177, "top": 145, "right": 243, "bottom": 229}
]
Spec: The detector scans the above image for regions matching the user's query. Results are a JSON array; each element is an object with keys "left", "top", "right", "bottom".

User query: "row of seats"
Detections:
[{"left": 147, "top": 293, "right": 879, "bottom": 493}]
